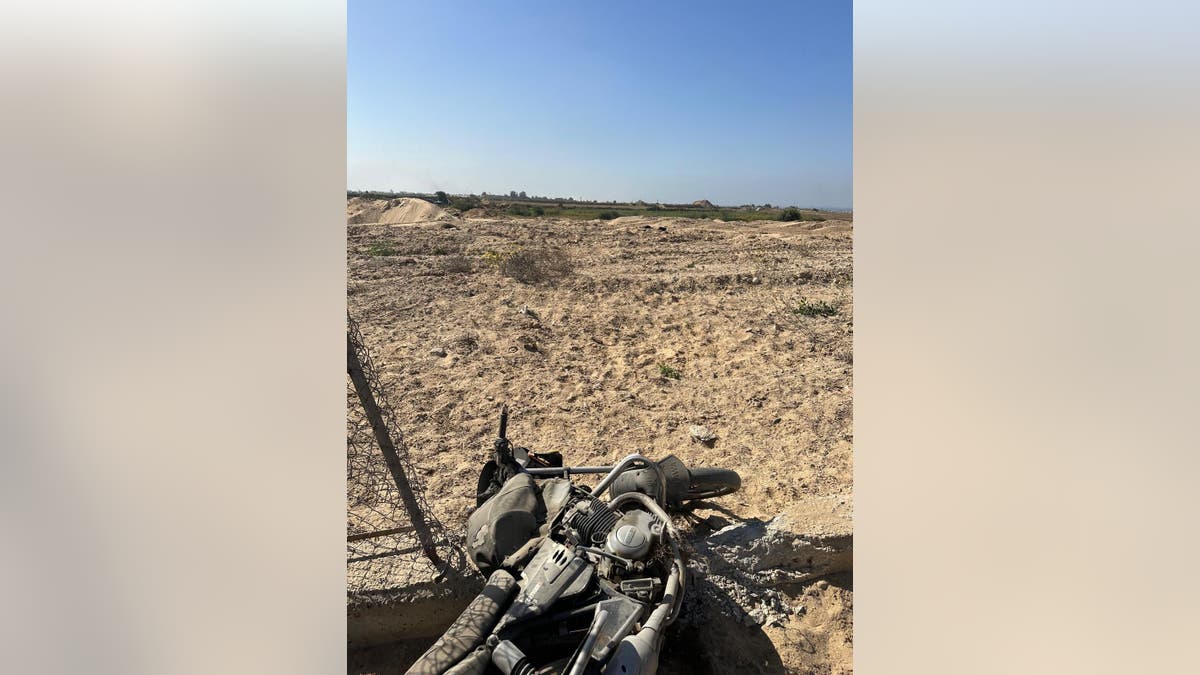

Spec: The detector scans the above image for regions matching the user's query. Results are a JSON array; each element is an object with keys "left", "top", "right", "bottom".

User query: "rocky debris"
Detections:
[
  {"left": 685, "top": 501, "right": 852, "bottom": 627},
  {"left": 519, "top": 304, "right": 540, "bottom": 321},
  {"left": 700, "top": 504, "right": 852, "bottom": 585},
  {"left": 688, "top": 425, "right": 717, "bottom": 445},
  {"left": 429, "top": 348, "right": 447, "bottom": 357},
  {"left": 516, "top": 335, "right": 539, "bottom": 352}
]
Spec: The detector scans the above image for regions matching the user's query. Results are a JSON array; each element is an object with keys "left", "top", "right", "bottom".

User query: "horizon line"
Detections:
[{"left": 347, "top": 187, "right": 853, "bottom": 212}]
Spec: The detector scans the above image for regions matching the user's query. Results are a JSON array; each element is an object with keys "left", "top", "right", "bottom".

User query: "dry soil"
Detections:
[{"left": 347, "top": 201, "right": 853, "bottom": 674}]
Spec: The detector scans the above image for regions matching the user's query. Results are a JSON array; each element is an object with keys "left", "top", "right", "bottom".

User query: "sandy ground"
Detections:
[{"left": 347, "top": 203, "right": 852, "bottom": 674}]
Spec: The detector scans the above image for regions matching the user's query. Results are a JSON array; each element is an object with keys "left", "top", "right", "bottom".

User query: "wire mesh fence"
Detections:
[{"left": 347, "top": 314, "right": 467, "bottom": 606}]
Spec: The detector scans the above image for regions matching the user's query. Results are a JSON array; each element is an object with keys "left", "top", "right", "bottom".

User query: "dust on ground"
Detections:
[{"left": 347, "top": 202, "right": 852, "bottom": 675}]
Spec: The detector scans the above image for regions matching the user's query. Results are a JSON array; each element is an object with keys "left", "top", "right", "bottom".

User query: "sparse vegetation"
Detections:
[
  {"left": 347, "top": 193, "right": 852, "bottom": 675},
  {"left": 507, "top": 204, "right": 546, "bottom": 217},
  {"left": 480, "top": 249, "right": 511, "bottom": 268},
  {"left": 449, "top": 196, "right": 481, "bottom": 212},
  {"left": 792, "top": 298, "right": 840, "bottom": 317},
  {"left": 439, "top": 254, "right": 474, "bottom": 274},
  {"left": 597, "top": 210, "right": 620, "bottom": 220},
  {"left": 367, "top": 242, "right": 399, "bottom": 256},
  {"left": 657, "top": 363, "right": 682, "bottom": 380},
  {"left": 498, "top": 246, "right": 574, "bottom": 284},
  {"left": 449, "top": 331, "right": 480, "bottom": 353},
  {"left": 779, "top": 207, "right": 827, "bottom": 222}
]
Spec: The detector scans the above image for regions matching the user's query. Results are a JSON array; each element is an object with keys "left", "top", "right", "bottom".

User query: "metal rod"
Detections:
[
  {"left": 526, "top": 456, "right": 667, "bottom": 505},
  {"left": 523, "top": 465, "right": 615, "bottom": 476},
  {"left": 347, "top": 545, "right": 421, "bottom": 563},
  {"left": 590, "top": 454, "right": 667, "bottom": 506},
  {"left": 347, "top": 525, "right": 416, "bottom": 542},
  {"left": 567, "top": 608, "right": 609, "bottom": 675},
  {"left": 347, "top": 329, "right": 442, "bottom": 566}
]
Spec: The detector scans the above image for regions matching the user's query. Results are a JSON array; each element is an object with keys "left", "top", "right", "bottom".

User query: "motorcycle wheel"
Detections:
[{"left": 682, "top": 467, "right": 742, "bottom": 501}]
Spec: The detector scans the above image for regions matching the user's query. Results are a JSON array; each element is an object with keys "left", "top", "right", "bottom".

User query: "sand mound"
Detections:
[
  {"left": 347, "top": 198, "right": 457, "bottom": 225},
  {"left": 380, "top": 198, "right": 455, "bottom": 224},
  {"left": 347, "top": 197, "right": 386, "bottom": 224}
]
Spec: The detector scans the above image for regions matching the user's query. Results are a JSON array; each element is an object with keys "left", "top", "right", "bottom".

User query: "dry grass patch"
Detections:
[{"left": 498, "top": 246, "right": 574, "bottom": 284}]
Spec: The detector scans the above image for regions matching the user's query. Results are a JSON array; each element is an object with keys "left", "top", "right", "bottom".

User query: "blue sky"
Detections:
[{"left": 348, "top": 1, "right": 851, "bottom": 209}]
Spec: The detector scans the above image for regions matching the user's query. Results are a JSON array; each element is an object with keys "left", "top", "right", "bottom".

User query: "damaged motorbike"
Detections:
[{"left": 405, "top": 406, "right": 741, "bottom": 675}]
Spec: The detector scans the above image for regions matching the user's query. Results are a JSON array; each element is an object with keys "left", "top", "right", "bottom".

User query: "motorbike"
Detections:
[{"left": 404, "top": 406, "right": 741, "bottom": 675}]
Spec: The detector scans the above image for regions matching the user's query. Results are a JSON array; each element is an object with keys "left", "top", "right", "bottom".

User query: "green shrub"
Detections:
[
  {"left": 449, "top": 196, "right": 481, "bottom": 212},
  {"left": 657, "top": 363, "right": 682, "bottom": 380},
  {"left": 507, "top": 204, "right": 545, "bottom": 217},
  {"left": 779, "top": 207, "right": 827, "bottom": 222},
  {"left": 792, "top": 298, "right": 839, "bottom": 317},
  {"left": 366, "top": 242, "right": 399, "bottom": 256},
  {"left": 597, "top": 210, "right": 620, "bottom": 220}
]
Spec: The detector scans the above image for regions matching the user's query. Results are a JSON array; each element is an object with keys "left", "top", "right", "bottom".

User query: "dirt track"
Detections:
[{"left": 348, "top": 207, "right": 853, "bottom": 674}]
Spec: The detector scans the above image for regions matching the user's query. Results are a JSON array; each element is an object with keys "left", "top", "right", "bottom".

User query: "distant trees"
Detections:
[
  {"left": 518, "top": 191, "right": 527, "bottom": 199},
  {"left": 434, "top": 190, "right": 448, "bottom": 205},
  {"left": 449, "top": 195, "right": 482, "bottom": 212}
]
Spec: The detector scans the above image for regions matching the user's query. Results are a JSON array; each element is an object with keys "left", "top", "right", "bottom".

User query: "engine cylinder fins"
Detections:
[{"left": 567, "top": 496, "right": 619, "bottom": 545}]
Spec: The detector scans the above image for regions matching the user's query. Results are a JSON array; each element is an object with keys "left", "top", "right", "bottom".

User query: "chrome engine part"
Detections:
[{"left": 604, "top": 508, "right": 661, "bottom": 561}]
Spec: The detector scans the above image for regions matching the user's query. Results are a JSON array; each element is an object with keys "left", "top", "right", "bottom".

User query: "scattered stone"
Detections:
[
  {"left": 689, "top": 425, "right": 717, "bottom": 444},
  {"left": 429, "top": 348, "right": 447, "bottom": 357},
  {"left": 815, "top": 579, "right": 830, "bottom": 591},
  {"left": 705, "top": 515, "right": 731, "bottom": 530},
  {"left": 519, "top": 304, "right": 540, "bottom": 321}
]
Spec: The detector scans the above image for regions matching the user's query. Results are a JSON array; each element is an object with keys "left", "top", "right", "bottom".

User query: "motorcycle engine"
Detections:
[{"left": 605, "top": 509, "right": 662, "bottom": 561}]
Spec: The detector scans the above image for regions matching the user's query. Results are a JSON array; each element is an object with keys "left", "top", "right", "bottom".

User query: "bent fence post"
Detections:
[{"left": 347, "top": 328, "right": 443, "bottom": 567}]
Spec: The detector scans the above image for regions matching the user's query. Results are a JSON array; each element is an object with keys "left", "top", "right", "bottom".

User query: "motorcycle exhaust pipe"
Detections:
[{"left": 602, "top": 626, "right": 663, "bottom": 675}]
